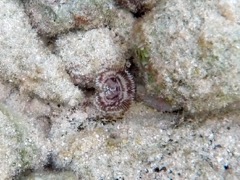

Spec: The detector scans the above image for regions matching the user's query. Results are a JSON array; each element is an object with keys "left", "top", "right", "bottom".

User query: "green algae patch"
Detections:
[{"left": 135, "top": 47, "right": 163, "bottom": 94}]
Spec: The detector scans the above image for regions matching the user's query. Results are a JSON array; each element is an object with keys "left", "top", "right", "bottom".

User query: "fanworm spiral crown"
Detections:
[{"left": 95, "top": 69, "right": 135, "bottom": 114}]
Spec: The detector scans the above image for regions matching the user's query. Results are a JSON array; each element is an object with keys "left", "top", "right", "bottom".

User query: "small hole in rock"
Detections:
[
  {"left": 224, "top": 165, "right": 229, "bottom": 170},
  {"left": 39, "top": 35, "right": 57, "bottom": 53},
  {"left": 153, "top": 167, "right": 160, "bottom": 172},
  {"left": 44, "top": 153, "right": 54, "bottom": 171},
  {"left": 77, "top": 123, "right": 85, "bottom": 131},
  {"left": 82, "top": 87, "right": 96, "bottom": 97}
]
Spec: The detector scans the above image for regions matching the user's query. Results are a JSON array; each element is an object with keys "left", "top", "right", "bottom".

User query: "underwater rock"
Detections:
[
  {"left": 56, "top": 28, "right": 127, "bottom": 88},
  {"left": 23, "top": 0, "right": 134, "bottom": 37},
  {"left": 0, "top": 0, "right": 83, "bottom": 106},
  {"left": 50, "top": 103, "right": 240, "bottom": 179},
  {"left": 18, "top": 171, "right": 78, "bottom": 180},
  {"left": 0, "top": 104, "right": 50, "bottom": 179},
  {"left": 133, "top": 0, "right": 240, "bottom": 114}
]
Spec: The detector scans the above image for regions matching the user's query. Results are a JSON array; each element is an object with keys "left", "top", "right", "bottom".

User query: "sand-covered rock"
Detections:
[
  {"left": 49, "top": 103, "right": 240, "bottom": 179},
  {"left": 23, "top": 0, "right": 114, "bottom": 36},
  {"left": 133, "top": 0, "right": 240, "bottom": 114},
  {"left": 0, "top": 104, "right": 50, "bottom": 179},
  {"left": 0, "top": 0, "right": 240, "bottom": 179},
  {"left": 0, "top": 0, "right": 83, "bottom": 105},
  {"left": 19, "top": 171, "right": 78, "bottom": 180},
  {"left": 23, "top": 0, "right": 135, "bottom": 37},
  {"left": 56, "top": 28, "right": 127, "bottom": 88}
]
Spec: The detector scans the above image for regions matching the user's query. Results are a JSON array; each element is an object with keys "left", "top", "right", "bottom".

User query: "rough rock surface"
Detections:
[
  {"left": 56, "top": 28, "right": 126, "bottom": 88},
  {"left": 0, "top": 103, "right": 50, "bottom": 179},
  {"left": 0, "top": 0, "right": 83, "bottom": 106},
  {"left": 50, "top": 104, "right": 240, "bottom": 179},
  {"left": 0, "top": 0, "right": 239, "bottom": 179},
  {"left": 19, "top": 171, "right": 78, "bottom": 180},
  {"left": 133, "top": 0, "right": 240, "bottom": 114},
  {"left": 23, "top": 0, "right": 135, "bottom": 37},
  {"left": 23, "top": 0, "right": 114, "bottom": 36}
]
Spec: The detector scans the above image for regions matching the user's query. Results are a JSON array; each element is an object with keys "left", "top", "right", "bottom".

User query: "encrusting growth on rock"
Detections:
[{"left": 95, "top": 69, "right": 135, "bottom": 114}]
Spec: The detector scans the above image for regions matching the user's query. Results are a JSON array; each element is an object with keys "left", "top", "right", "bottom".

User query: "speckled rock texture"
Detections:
[
  {"left": 49, "top": 104, "right": 240, "bottom": 179},
  {"left": 23, "top": 0, "right": 113, "bottom": 36},
  {"left": 133, "top": 0, "right": 240, "bottom": 114},
  {"left": 19, "top": 171, "right": 78, "bottom": 180},
  {"left": 56, "top": 28, "right": 126, "bottom": 88},
  {"left": 0, "top": 103, "right": 50, "bottom": 179},
  {"left": 0, "top": 0, "right": 240, "bottom": 179},
  {"left": 23, "top": 0, "right": 134, "bottom": 38},
  {"left": 0, "top": 0, "right": 83, "bottom": 106}
]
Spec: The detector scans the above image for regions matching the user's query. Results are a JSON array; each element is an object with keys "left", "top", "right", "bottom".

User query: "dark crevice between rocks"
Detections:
[
  {"left": 114, "top": 0, "right": 155, "bottom": 18},
  {"left": 40, "top": 35, "right": 58, "bottom": 54},
  {"left": 43, "top": 153, "right": 56, "bottom": 171},
  {"left": 126, "top": 56, "right": 141, "bottom": 85},
  {"left": 81, "top": 87, "right": 96, "bottom": 98},
  {"left": 131, "top": 4, "right": 153, "bottom": 18}
]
